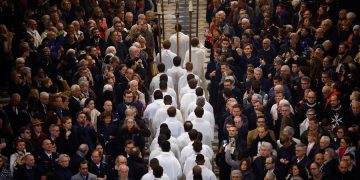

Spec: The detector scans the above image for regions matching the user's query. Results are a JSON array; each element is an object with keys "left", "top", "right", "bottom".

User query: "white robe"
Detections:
[
  {"left": 192, "top": 117, "right": 214, "bottom": 146},
  {"left": 156, "top": 49, "right": 177, "bottom": 72},
  {"left": 141, "top": 170, "right": 170, "bottom": 180},
  {"left": 176, "top": 132, "right": 191, "bottom": 151},
  {"left": 149, "top": 73, "right": 174, "bottom": 94},
  {"left": 152, "top": 105, "right": 183, "bottom": 134},
  {"left": 143, "top": 99, "right": 164, "bottom": 124},
  {"left": 183, "top": 47, "right": 206, "bottom": 89},
  {"left": 152, "top": 88, "right": 178, "bottom": 107},
  {"left": 178, "top": 72, "right": 202, "bottom": 94},
  {"left": 180, "top": 90, "right": 197, "bottom": 119},
  {"left": 183, "top": 154, "right": 212, "bottom": 176},
  {"left": 169, "top": 32, "right": 189, "bottom": 66},
  {"left": 180, "top": 142, "right": 214, "bottom": 166},
  {"left": 166, "top": 66, "right": 186, "bottom": 96},
  {"left": 156, "top": 152, "right": 182, "bottom": 180},
  {"left": 185, "top": 165, "right": 216, "bottom": 180},
  {"left": 188, "top": 110, "right": 215, "bottom": 128},
  {"left": 162, "top": 117, "right": 184, "bottom": 138},
  {"left": 150, "top": 136, "right": 181, "bottom": 159},
  {"left": 187, "top": 100, "right": 214, "bottom": 118}
]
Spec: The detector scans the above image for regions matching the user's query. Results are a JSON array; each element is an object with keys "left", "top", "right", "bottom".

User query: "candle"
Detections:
[
  {"left": 157, "top": 1, "right": 162, "bottom": 13},
  {"left": 189, "top": 0, "right": 193, "bottom": 12}
]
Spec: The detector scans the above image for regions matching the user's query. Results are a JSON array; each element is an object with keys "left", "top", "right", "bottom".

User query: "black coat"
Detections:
[
  {"left": 13, "top": 165, "right": 42, "bottom": 180},
  {"left": 127, "top": 156, "right": 148, "bottom": 180},
  {"left": 88, "top": 161, "right": 108, "bottom": 178}
]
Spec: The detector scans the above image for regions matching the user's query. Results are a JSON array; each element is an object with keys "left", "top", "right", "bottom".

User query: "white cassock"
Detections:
[
  {"left": 188, "top": 110, "right": 215, "bottom": 128},
  {"left": 178, "top": 72, "right": 202, "bottom": 94},
  {"left": 162, "top": 117, "right": 184, "bottom": 138},
  {"left": 156, "top": 152, "right": 182, "bottom": 180},
  {"left": 185, "top": 165, "right": 216, "bottom": 180},
  {"left": 152, "top": 88, "right": 178, "bottom": 107},
  {"left": 183, "top": 47, "right": 206, "bottom": 89},
  {"left": 192, "top": 117, "right": 214, "bottom": 147},
  {"left": 150, "top": 136, "right": 181, "bottom": 159},
  {"left": 141, "top": 170, "right": 171, "bottom": 180},
  {"left": 149, "top": 73, "right": 174, "bottom": 94},
  {"left": 143, "top": 99, "right": 164, "bottom": 124},
  {"left": 180, "top": 142, "right": 214, "bottom": 166},
  {"left": 169, "top": 32, "right": 189, "bottom": 66},
  {"left": 152, "top": 105, "right": 183, "bottom": 134},
  {"left": 167, "top": 66, "right": 186, "bottom": 96},
  {"left": 155, "top": 49, "right": 177, "bottom": 72},
  {"left": 183, "top": 154, "right": 212, "bottom": 176},
  {"left": 187, "top": 100, "right": 214, "bottom": 115},
  {"left": 180, "top": 89, "right": 197, "bottom": 119},
  {"left": 176, "top": 132, "right": 191, "bottom": 151}
]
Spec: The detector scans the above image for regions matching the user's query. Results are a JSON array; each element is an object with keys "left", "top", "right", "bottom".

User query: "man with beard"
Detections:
[
  {"left": 324, "top": 95, "right": 349, "bottom": 128},
  {"left": 333, "top": 43, "right": 354, "bottom": 67},
  {"left": 116, "top": 90, "right": 135, "bottom": 122}
]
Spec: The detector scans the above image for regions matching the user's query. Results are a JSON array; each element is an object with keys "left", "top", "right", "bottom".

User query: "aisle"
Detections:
[{"left": 146, "top": 1, "right": 221, "bottom": 178}]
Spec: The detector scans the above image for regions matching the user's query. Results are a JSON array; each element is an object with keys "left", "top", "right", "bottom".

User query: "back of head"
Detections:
[
  {"left": 153, "top": 90, "right": 163, "bottom": 100},
  {"left": 152, "top": 165, "right": 164, "bottom": 178},
  {"left": 191, "top": 38, "right": 200, "bottom": 47},
  {"left": 160, "top": 140, "right": 171, "bottom": 152},
  {"left": 163, "top": 95, "right": 172, "bottom": 105},
  {"left": 163, "top": 40, "right": 171, "bottom": 49},
  {"left": 189, "top": 79, "right": 198, "bottom": 89},
  {"left": 192, "top": 140, "right": 203, "bottom": 153},
  {"left": 167, "top": 106, "right": 177, "bottom": 117},
  {"left": 173, "top": 56, "right": 181, "bottom": 66},
  {"left": 184, "top": 121, "right": 193, "bottom": 132},
  {"left": 157, "top": 63, "right": 165, "bottom": 73},
  {"left": 194, "top": 106, "right": 204, "bottom": 118},
  {"left": 188, "top": 129, "right": 198, "bottom": 141},
  {"left": 195, "top": 87, "right": 204, "bottom": 96}
]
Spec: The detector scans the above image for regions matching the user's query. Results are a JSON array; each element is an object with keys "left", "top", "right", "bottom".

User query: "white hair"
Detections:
[
  {"left": 40, "top": 91, "right": 49, "bottom": 98},
  {"left": 70, "top": 84, "right": 80, "bottom": 92},
  {"left": 105, "top": 46, "right": 116, "bottom": 55},
  {"left": 103, "top": 84, "right": 113, "bottom": 92}
]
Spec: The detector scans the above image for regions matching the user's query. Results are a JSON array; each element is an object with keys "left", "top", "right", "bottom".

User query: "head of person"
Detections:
[
  {"left": 79, "top": 160, "right": 89, "bottom": 176},
  {"left": 230, "top": 169, "right": 242, "bottom": 180},
  {"left": 58, "top": 154, "right": 70, "bottom": 168}
]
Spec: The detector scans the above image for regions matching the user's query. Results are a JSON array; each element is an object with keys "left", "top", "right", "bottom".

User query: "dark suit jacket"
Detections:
[
  {"left": 253, "top": 156, "right": 266, "bottom": 180},
  {"left": 88, "top": 161, "right": 108, "bottom": 178},
  {"left": 13, "top": 165, "right": 42, "bottom": 180},
  {"left": 69, "top": 97, "right": 81, "bottom": 119}
]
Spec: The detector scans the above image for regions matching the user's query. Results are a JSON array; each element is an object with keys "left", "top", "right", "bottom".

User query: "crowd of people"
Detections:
[{"left": 0, "top": 0, "right": 360, "bottom": 179}]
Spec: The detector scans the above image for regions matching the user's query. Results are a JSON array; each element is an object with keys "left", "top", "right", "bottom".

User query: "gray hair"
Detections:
[
  {"left": 283, "top": 126, "right": 295, "bottom": 137},
  {"left": 325, "top": 147, "right": 337, "bottom": 160},
  {"left": 301, "top": 76, "right": 311, "bottom": 83},
  {"left": 320, "top": 135, "right": 331, "bottom": 144},
  {"left": 196, "top": 97, "right": 206, "bottom": 107},
  {"left": 70, "top": 84, "right": 80, "bottom": 92},
  {"left": 262, "top": 142, "right": 273, "bottom": 151},
  {"left": 254, "top": 67, "right": 263, "bottom": 74},
  {"left": 230, "top": 169, "right": 242, "bottom": 177},
  {"left": 40, "top": 91, "right": 49, "bottom": 99}
]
